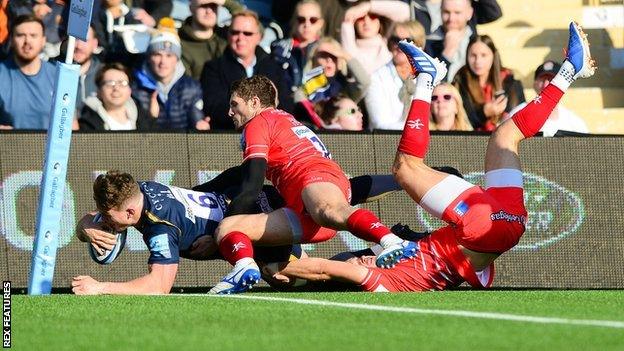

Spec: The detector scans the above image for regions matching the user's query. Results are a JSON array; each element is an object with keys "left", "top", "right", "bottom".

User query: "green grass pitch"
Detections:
[{"left": 12, "top": 290, "right": 624, "bottom": 351}]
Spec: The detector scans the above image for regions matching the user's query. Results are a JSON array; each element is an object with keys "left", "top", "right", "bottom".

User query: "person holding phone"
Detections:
[{"left": 452, "top": 35, "right": 525, "bottom": 131}]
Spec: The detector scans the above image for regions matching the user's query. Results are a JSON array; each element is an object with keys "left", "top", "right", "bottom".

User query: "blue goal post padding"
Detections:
[
  {"left": 28, "top": 63, "right": 80, "bottom": 295},
  {"left": 67, "top": 0, "right": 95, "bottom": 41}
]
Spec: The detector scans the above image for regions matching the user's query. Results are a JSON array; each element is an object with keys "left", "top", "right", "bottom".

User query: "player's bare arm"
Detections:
[{"left": 72, "top": 263, "right": 179, "bottom": 295}]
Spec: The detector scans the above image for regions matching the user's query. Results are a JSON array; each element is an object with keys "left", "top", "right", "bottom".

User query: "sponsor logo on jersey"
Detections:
[
  {"left": 291, "top": 125, "right": 311, "bottom": 138},
  {"left": 453, "top": 201, "right": 469, "bottom": 216},
  {"left": 149, "top": 234, "right": 172, "bottom": 259},
  {"left": 490, "top": 210, "right": 527, "bottom": 225}
]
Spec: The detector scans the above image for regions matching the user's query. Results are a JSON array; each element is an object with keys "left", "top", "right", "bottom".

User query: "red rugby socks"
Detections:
[
  {"left": 218, "top": 231, "right": 254, "bottom": 265},
  {"left": 397, "top": 74, "right": 433, "bottom": 158},
  {"left": 512, "top": 83, "right": 564, "bottom": 138},
  {"left": 347, "top": 208, "right": 391, "bottom": 242}
]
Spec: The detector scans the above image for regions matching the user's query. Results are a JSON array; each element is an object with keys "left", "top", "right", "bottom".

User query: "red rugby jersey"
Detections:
[{"left": 241, "top": 109, "right": 338, "bottom": 188}]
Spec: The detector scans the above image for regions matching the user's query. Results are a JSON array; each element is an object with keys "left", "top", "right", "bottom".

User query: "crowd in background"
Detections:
[{"left": 0, "top": 0, "right": 588, "bottom": 135}]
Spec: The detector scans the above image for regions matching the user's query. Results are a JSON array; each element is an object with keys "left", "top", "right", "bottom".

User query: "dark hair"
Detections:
[
  {"left": 95, "top": 62, "right": 133, "bottom": 88},
  {"left": 93, "top": 171, "right": 140, "bottom": 212},
  {"left": 10, "top": 14, "right": 45, "bottom": 35},
  {"left": 315, "top": 95, "right": 344, "bottom": 125},
  {"left": 230, "top": 75, "right": 277, "bottom": 108}
]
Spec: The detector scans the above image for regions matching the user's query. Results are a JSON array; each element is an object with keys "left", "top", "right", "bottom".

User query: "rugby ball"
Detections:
[{"left": 87, "top": 213, "right": 128, "bottom": 265}]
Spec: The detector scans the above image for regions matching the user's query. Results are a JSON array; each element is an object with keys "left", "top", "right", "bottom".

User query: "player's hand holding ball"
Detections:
[{"left": 76, "top": 212, "right": 118, "bottom": 253}]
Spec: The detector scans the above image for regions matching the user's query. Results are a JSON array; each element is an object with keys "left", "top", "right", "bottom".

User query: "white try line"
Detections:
[{"left": 179, "top": 294, "right": 624, "bottom": 329}]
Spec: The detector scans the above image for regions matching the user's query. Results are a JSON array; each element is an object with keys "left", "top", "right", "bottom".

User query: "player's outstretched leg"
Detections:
[
  {"left": 485, "top": 21, "right": 596, "bottom": 171},
  {"left": 209, "top": 231, "right": 260, "bottom": 294},
  {"left": 375, "top": 41, "right": 448, "bottom": 269}
]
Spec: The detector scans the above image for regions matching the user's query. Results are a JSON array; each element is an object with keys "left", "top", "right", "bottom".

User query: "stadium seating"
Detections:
[{"left": 479, "top": 0, "right": 624, "bottom": 134}]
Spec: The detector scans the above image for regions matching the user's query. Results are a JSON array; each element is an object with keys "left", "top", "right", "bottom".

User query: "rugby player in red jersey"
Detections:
[
  {"left": 209, "top": 75, "right": 419, "bottom": 294},
  {"left": 263, "top": 21, "right": 596, "bottom": 292}
]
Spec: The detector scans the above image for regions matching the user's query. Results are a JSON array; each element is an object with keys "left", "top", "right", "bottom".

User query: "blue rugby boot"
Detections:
[
  {"left": 209, "top": 258, "right": 261, "bottom": 294},
  {"left": 397, "top": 40, "right": 447, "bottom": 85},
  {"left": 566, "top": 21, "right": 596, "bottom": 79},
  {"left": 375, "top": 240, "right": 418, "bottom": 268}
]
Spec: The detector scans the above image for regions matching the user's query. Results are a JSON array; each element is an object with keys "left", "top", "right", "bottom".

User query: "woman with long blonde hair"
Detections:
[{"left": 429, "top": 83, "right": 473, "bottom": 131}]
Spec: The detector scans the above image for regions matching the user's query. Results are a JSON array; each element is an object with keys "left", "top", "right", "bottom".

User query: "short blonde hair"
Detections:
[
  {"left": 430, "top": 83, "right": 473, "bottom": 131},
  {"left": 231, "top": 9, "right": 264, "bottom": 36}
]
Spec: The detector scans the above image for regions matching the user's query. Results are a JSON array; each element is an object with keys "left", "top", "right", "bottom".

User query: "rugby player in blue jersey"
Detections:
[{"left": 71, "top": 169, "right": 422, "bottom": 295}]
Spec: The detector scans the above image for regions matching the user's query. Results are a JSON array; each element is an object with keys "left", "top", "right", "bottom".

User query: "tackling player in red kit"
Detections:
[{"left": 208, "top": 76, "right": 417, "bottom": 294}]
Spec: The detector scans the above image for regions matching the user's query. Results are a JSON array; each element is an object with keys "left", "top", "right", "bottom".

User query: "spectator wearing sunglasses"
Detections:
[
  {"left": 316, "top": 95, "right": 364, "bottom": 131},
  {"left": 200, "top": 9, "right": 293, "bottom": 130},
  {"left": 79, "top": 63, "right": 158, "bottom": 131},
  {"left": 452, "top": 35, "right": 524, "bottom": 131},
  {"left": 340, "top": 0, "right": 410, "bottom": 75},
  {"left": 271, "top": 0, "right": 324, "bottom": 95},
  {"left": 365, "top": 20, "right": 426, "bottom": 130},
  {"left": 179, "top": 0, "right": 244, "bottom": 80},
  {"left": 429, "top": 83, "right": 472, "bottom": 131}
]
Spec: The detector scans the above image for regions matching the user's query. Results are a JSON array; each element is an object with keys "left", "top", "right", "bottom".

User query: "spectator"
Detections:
[
  {"left": 79, "top": 62, "right": 158, "bottom": 131},
  {"left": 271, "top": 0, "right": 324, "bottom": 95},
  {"left": 179, "top": 0, "right": 243, "bottom": 80},
  {"left": 425, "top": 0, "right": 475, "bottom": 82},
  {"left": 200, "top": 9, "right": 292, "bottom": 130},
  {"left": 297, "top": 36, "right": 369, "bottom": 104},
  {"left": 340, "top": 2, "right": 394, "bottom": 75},
  {"left": 407, "top": 0, "right": 502, "bottom": 35},
  {"left": 70, "top": 25, "right": 103, "bottom": 114},
  {"left": 0, "top": 15, "right": 56, "bottom": 130},
  {"left": 305, "top": 0, "right": 353, "bottom": 41},
  {"left": 507, "top": 60, "right": 588, "bottom": 136},
  {"left": 452, "top": 35, "right": 524, "bottom": 131},
  {"left": 365, "top": 20, "right": 426, "bottom": 130},
  {"left": 430, "top": 82, "right": 472, "bottom": 131},
  {"left": 133, "top": 20, "right": 209, "bottom": 130},
  {"left": 316, "top": 95, "right": 364, "bottom": 131},
  {"left": 96, "top": 0, "right": 141, "bottom": 64}
]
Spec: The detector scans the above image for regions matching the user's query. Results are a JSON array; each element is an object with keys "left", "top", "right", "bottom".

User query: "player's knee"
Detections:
[
  {"left": 310, "top": 203, "right": 349, "bottom": 228},
  {"left": 491, "top": 120, "right": 523, "bottom": 149},
  {"left": 214, "top": 217, "right": 240, "bottom": 243},
  {"left": 392, "top": 153, "right": 425, "bottom": 184}
]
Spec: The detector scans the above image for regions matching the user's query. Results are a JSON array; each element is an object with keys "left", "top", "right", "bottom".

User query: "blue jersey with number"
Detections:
[{"left": 135, "top": 181, "right": 228, "bottom": 264}]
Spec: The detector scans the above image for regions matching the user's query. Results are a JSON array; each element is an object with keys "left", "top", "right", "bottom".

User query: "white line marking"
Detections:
[{"left": 178, "top": 294, "right": 624, "bottom": 329}]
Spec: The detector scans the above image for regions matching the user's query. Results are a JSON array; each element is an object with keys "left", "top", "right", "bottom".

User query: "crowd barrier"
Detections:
[{"left": 1, "top": 132, "right": 622, "bottom": 289}]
